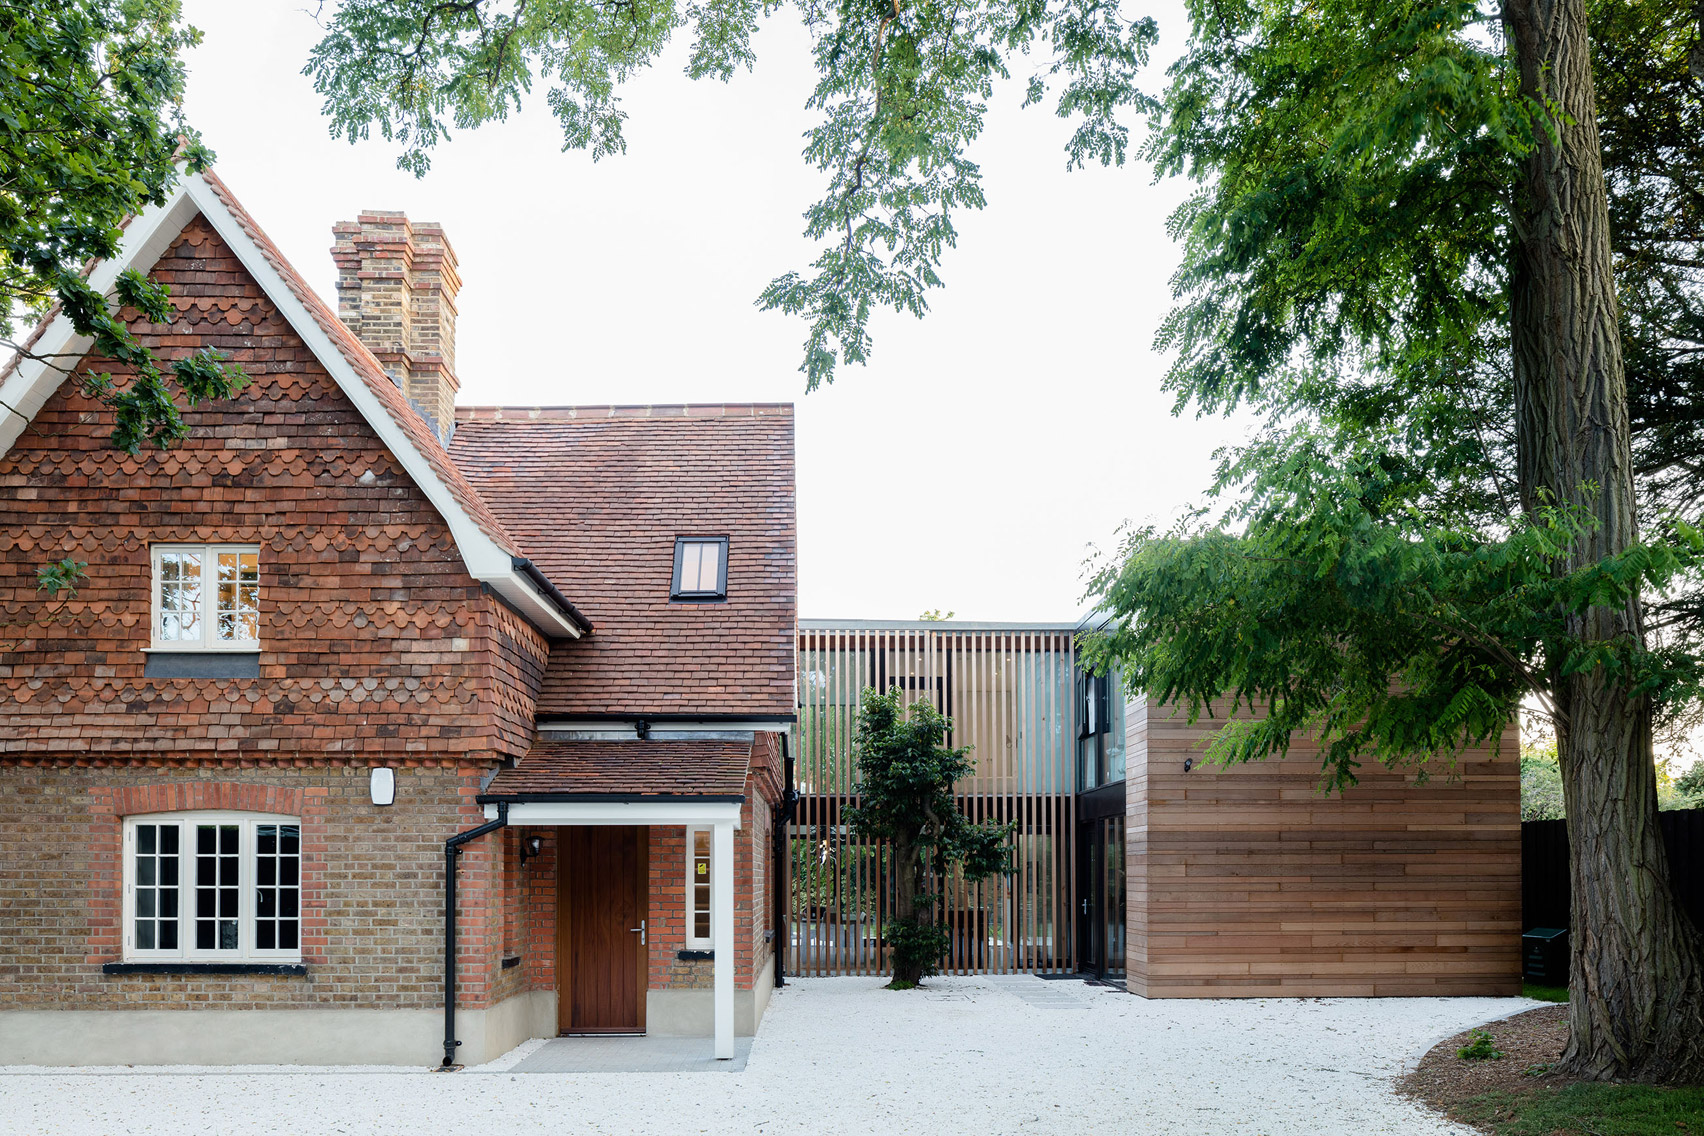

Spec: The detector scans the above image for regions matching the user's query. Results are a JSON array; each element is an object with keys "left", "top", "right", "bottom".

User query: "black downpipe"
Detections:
[
  {"left": 442, "top": 802, "right": 508, "bottom": 1069},
  {"left": 772, "top": 734, "right": 798, "bottom": 988}
]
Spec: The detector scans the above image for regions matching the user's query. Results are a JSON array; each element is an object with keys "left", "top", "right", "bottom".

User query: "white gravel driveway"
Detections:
[{"left": 0, "top": 976, "right": 1532, "bottom": 1136}]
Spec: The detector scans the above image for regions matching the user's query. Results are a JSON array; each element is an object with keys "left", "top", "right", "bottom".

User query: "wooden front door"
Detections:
[{"left": 557, "top": 826, "right": 647, "bottom": 1034}]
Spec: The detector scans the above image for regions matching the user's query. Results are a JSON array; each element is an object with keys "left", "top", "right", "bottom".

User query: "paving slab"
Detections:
[{"left": 503, "top": 1036, "right": 752, "bottom": 1073}]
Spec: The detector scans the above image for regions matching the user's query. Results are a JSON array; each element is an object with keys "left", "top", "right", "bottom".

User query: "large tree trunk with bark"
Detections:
[{"left": 1507, "top": 0, "right": 1704, "bottom": 1084}]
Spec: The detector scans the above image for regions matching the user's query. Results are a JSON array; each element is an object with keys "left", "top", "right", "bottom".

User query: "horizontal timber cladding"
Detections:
[
  {"left": 1127, "top": 696, "right": 1523, "bottom": 998},
  {"left": 792, "top": 626, "right": 1076, "bottom": 976}
]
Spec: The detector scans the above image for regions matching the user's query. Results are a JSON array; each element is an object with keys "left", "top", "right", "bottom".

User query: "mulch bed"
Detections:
[{"left": 1399, "top": 1005, "right": 1575, "bottom": 1130}]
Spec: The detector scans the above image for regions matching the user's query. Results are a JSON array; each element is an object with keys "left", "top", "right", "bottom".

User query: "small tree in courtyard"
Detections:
[{"left": 846, "top": 687, "right": 1012, "bottom": 989}]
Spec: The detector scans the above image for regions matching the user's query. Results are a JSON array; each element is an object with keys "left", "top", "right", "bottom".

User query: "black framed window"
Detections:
[
  {"left": 1079, "top": 672, "right": 1108, "bottom": 739},
  {"left": 671, "top": 536, "right": 729, "bottom": 601}
]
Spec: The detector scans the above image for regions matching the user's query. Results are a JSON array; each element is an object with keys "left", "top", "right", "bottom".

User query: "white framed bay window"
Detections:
[
  {"left": 150, "top": 544, "right": 260, "bottom": 650},
  {"left": 123, "top": 812, "right": 301, "bottom": 961},
  {"left": 686, "top": 826, "right": 713, "bottom": 949}
]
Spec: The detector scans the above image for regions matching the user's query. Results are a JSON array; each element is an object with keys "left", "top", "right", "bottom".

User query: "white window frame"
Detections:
[
  {"left": 685, "top": 825, "right": 714, "bottom": 949},
  {"left": 122, "top": 811, "right": 302, "bottom": 963},
  {"left": 148, "top": 543, "right": 261, "bottom": 650}
]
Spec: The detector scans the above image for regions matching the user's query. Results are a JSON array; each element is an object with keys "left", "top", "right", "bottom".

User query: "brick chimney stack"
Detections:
[{"left": 331, "top": 212, "right": 461, "bottom": 444}]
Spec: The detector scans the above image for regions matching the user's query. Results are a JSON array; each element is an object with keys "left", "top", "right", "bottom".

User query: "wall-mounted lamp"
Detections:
[
  {"left": 520, "top": 835, "right": 544, "bottom": 865},
  {"left": 370, "top": 767, "right": 396, "bottom": 806},
  {"left": 1183, "top": 757, "right": 1194, "bottom": 773}
]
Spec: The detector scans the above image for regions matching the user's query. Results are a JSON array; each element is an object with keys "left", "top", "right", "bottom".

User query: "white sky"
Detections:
[{"left": 176, "top": 0, "right": 1245, "bottom": 623}]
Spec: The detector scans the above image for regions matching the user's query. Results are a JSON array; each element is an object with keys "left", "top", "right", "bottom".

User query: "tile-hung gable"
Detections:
[
  {"left": 0, "top": 171, "right": 587, "bottom": 644},
  {"left": 450, "top": 406, "right": 797, "bottom": 720}
]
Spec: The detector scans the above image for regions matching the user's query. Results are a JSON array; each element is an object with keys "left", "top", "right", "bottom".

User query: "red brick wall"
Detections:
[
  {"left": 641, "top": 753, "right": 783, "bottom": 993},
  {"left": 517, "top": 827, "right": 557, "bottom": 996},
  {"left": 0, "top": 215, "right": 547, "bottom": 765},
  {"left": 0, "top": 763, "right": 516, "bottom": 1009}
]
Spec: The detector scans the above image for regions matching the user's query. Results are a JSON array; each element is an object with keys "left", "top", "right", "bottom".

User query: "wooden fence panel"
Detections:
[{"left": 1522, "top": 808, "right": 1704, "bottom": 933}]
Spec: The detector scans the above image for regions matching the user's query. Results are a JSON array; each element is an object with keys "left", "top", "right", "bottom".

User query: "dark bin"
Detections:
[{"left": 1523, "top": 927, "right": 1568, "bottom": 984}]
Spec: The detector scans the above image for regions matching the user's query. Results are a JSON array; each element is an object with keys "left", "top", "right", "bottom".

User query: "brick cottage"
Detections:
[{"left": 0, "top": 171, "right": 796, "bottom": 1065}]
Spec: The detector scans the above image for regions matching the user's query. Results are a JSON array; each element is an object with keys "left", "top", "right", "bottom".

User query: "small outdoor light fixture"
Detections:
[
  {"left": 369, "top": 766, "right": 396, "bottom": 807},
  {"left": 520, "top": 835, "right": 544, "bottom": 865},
  {"left": 1183, "top": 756, "right": 1195, "bottom": 773}
]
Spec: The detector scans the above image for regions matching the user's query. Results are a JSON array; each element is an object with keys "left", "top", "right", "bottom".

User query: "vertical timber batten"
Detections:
[{"left": 789, "top": 624, "right": 1077, "bottom": 978}]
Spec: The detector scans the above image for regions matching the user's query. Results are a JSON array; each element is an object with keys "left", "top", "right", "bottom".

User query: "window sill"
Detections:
[
  {"left": 140, "top": 646, "right": 264, "bottom": 653},
  {"left": 103, "top": 962, "right": 307, "bottom": 976},
  {"left": 142, "top": 651, "right": 261, "bottom": 679},
  {"left": 677, "top": 949, "right": 714, "bottom": 961}
]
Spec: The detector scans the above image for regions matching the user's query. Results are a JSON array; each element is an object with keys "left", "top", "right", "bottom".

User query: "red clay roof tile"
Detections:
[
  {"left": 450, "top": 405, "right": 798, "bottom": 718},
  {"left": 483, "top": 737, "right": 752, "bottom": 798}
]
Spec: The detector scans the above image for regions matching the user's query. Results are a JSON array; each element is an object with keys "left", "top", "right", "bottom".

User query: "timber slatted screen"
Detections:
[{"left": 792, "top": 625, "right": 1077, "bottom": 976}]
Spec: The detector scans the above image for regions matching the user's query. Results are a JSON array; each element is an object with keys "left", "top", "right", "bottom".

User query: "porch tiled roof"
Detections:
[
  {"left": 449, "top": 405, "right": 797, "bottom": 718},
  {"left": 481, "top": 738, "right": 753, "bottom": 800}
]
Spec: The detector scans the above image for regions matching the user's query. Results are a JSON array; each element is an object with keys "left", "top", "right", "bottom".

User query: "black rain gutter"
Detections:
[
  {"left": 535, "top": 712, "right": 797, "bottom": 724},
  {"left": 442, "top": 802, "right": 507, "bottom": 1070},
  {"left": 772, "top": 732, "right": 797, "bottom": 988},
  {"left": 511, "top": 557, "right": 593, "bottom": 636}
]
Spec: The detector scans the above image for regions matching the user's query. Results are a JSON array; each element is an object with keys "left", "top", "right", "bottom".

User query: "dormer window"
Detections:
[
  {"left": 151, "top": 544, "right": 260, "bottom": 650},
  {"left": 671, "top": 536, "right": 728, "bottom": 601}
]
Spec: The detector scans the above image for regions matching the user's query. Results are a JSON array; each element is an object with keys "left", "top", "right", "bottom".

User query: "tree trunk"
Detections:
[
  {"left": 889, "top": 835, "right": 928, "bottom": 987},
  {"left": 1506, "top": 0, "right": 1704, "bottom": 1084}
]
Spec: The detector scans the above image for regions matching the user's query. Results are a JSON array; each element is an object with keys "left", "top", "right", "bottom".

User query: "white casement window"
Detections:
[
  {"left": 685, "top": 826, "right": 713, "bottom": 949},
  {"left": 150, "top": 544, "right": 260, "bottom": 649},
  {"left": 123, "top": 812, "right": 302, "bottom": 962}
]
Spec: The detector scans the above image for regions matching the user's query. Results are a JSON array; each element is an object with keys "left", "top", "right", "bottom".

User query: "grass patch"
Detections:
[
  {"left": 1453, "top": 1083, "right": 1704, "bottom": 1135},
  {"left": 1523, "top": 981, "right": 1569, "bottom": 1003}
]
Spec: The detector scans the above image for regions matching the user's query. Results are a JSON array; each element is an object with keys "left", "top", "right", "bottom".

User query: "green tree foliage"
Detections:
[
  {"left": 1659, "top": 758, "right": 1704, "bottom": 812},
  {"left": 1521, "top": 738, "right": 1566, "bottom": 822},
  {"left": 0, "top": 0, "right": 246, "bottom": 451},
  {"left": 1678, "top": 761, "right": 1704, "bottom": 800},
  {"left": 303, "top": 0, "right": 1158, "bottom": 388},
  {"left": 0, "top": 1, "right": 246, "bottom": 656},
  {"left": 1083, "top": 0, "right": 1704, "bottom": 1085},
  {"left": 1519, "top": 736, "right": 1700, "bottom": 817},
  {"left": 845, "top": 686, "right": 1011, "bottom": 987}
]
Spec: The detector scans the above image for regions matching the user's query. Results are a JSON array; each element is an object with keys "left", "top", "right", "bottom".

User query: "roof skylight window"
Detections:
[{"left": 672, "top": 537, "right": 729, "bottom": 601}]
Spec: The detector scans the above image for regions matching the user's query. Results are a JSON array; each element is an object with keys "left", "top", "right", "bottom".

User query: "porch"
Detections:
[{"left": 452, "top": 733, "right": 786, "bottom": 1064}]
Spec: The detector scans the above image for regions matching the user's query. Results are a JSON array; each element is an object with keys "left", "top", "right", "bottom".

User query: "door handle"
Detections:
[{"left": 630, "top": 919, "right": 647, "bottom": 946}]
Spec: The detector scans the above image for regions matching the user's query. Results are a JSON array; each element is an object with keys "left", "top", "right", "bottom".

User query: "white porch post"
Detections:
[{"left": 712, "top": 819, "right": 735, "bottom": 1059}]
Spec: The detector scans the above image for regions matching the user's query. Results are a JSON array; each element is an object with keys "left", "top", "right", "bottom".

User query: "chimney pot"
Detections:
[{"left": 332, "top": 212, "right": 461, "bottom": 444}]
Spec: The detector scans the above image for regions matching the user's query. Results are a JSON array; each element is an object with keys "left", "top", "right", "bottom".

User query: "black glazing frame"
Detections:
[{"left": 670, "top": 536, "right": 730, "bottom": 602}]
